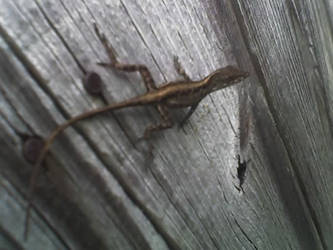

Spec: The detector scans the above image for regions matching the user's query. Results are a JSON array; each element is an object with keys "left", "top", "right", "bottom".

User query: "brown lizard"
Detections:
[{"left": 24, "top": 24, "right": 249, "bottom": 238}]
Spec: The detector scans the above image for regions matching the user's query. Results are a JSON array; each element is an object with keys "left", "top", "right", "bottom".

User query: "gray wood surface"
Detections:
[{"left": 0, "top": 0, "right": 332, "bottom": 249}]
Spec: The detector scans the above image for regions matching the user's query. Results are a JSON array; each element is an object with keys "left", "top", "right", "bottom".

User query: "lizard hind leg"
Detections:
[
  {"left": 93, "top": 23, "right": 156, "bottom": 92},
  {"left": 143, "top": 105, "right": 173, "bottom": 139}
]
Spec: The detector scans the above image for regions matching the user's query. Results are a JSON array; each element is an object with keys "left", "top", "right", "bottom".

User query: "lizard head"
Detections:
[{"left": 206, "top": 66, "right": 249, "bottom": 92}]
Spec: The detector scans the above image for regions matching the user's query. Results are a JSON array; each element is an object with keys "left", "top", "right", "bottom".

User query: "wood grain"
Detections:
[{"left": 0, "top": 0, "right": 332, "bottom": 249}]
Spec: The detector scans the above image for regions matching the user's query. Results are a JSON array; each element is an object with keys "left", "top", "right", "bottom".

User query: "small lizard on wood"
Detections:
[{"left": 24, "top": 24, "right": 249, "bottom": 238}]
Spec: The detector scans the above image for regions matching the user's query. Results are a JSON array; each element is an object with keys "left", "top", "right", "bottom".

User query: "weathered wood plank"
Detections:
[
  {"left": 233, "top": 0, "right": 333, "bottom": 248},
  {"left": 0, "top": 0, "right": 332, "bottom": 249}
]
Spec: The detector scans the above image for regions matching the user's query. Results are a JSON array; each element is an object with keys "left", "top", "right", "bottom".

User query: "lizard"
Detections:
[{"left": 24, "top": 23, "right": 249, "bottom": 238}]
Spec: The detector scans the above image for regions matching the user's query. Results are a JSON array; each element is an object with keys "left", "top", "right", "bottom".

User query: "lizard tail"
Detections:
[{"left": 24, "top": 96, "right": 145, "bottom": 239}]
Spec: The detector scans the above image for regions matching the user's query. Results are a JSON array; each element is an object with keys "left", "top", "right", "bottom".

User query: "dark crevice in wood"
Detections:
[
  {"left": 223, "top": 213, "right": 244, "bottom": 248},
  {"left": 212, "top": 0, "right": 252, "bottom": 155},
  {"left": 229, "top": 2, "right": 328, "bottom": 250},
  {"left": 233, "top": 218, "right": 258, "bottom": 250}
]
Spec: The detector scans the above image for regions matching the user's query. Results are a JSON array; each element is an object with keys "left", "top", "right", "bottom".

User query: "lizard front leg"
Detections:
[
  {"left": 94, "top": 24, "right": 156, "bottom": 92},
  {"left": 143, "top": 104, "right": 173, "bottom": 138},
  {"left": 178, "top": 101, "right": 201, "bottom": 128}
]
